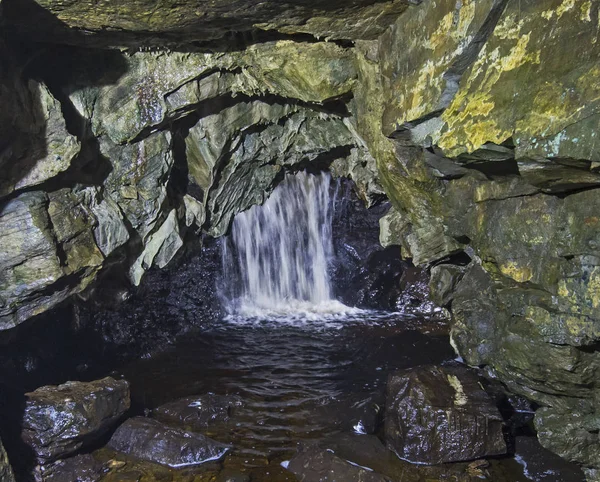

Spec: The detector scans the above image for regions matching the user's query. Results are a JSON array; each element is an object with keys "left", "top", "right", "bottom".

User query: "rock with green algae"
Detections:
[
  {"left": 3, "top": 0, "right": 410, "bottom": 47},
  {"left": 535, "top": 406, "right": 600, "bottom": 480},
  {"left": 426, "top": 0, "right": 600, "bottom": 160},
  {"left": 379, "top": 0, "right": 506, "bottom": 136},
  {"left": 205, "top": 110, "right": 357, "bottom": 236},
  {"left": 72, "top": 42, "right": 357, "bottom": 144},
  {"left": 129, "top": 209, "right": 183, "bottom": 286},
  {"left": 0, "top": 436, "right": 15, "bottom": 482},
  {"left": 0, "top": 186, "right": 129, "bottom": 330},
  {"left": 0, "top": 192, "right": 62, "bottom": 329},
  {"left": 0, "top": 70, "right": 80, "bottom": 199},
  {"left": 100, "top": 131, "right": 173, "bottom": 241},
  {"left": 185, "top": 100, "right": 302, "bottom": 203}
]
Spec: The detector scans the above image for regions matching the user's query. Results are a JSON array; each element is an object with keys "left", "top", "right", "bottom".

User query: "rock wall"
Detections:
[
  {"left": 358, "top": 0, "right": 600, "bottom": 478},
  {"left": 0, "top": 0, "right": 599, "bottom": 478}
]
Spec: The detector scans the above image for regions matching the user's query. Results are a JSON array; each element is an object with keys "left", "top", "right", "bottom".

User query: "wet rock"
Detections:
[
  {"left": 337, "top": 246, "right": 404, "bottom": 310},
  {"left": 287, "top": 443, "right": 391, "bottom": 482},
  {"left": 394, "top": 265, "right": 439, "bottom": 315},
  {"left": 534, "top": 405, "right": 600, "bottom": 473},
  {"left": 318, "top": 395, "right": 383, "bottom": 436},
  {"left": 513, "top": 436, "right": 585, "bottom": 482},
  {"left": 107, "top": 417, "right": 230, "bottom": 468},
  {"left": 152, "top": 393, "right": 243, "bottom": 430},
  {"left": 22, "top": 377, "right": 130, "bottom": 463},
  {"left": 42, "top": 454, "right": 107, "bottom": 482},
  {"left": 384, "top": 363, "right": 506, "bottom": 464},
  {"left": 0, "top": 436, "right": 15, "bottom": 482}
]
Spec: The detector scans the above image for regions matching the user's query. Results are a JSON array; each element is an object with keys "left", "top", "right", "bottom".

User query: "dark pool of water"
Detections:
[
  {"left": 104, "top": 312, "right": 582, "bottom": 481},
  {"left": 119, "top": 313, "right": 450, "bottom": 457}
]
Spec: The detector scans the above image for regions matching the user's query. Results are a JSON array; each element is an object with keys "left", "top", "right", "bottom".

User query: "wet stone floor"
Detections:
[{"left": 77, "top": 312, "right": 582, "bottom": 482}]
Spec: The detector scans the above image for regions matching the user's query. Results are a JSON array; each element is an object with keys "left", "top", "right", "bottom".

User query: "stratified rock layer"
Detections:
[{"left": 3, "top": 0, "right": 411, "bottom": 47}]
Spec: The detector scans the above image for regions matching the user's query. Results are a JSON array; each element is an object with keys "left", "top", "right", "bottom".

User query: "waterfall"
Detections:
[{"left": 221, "top": 171, "right": 349, "bottom": 317}]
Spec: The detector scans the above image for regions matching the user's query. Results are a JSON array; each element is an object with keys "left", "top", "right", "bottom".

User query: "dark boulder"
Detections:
[
  {"left": 22, "top": 377, "right": 130, "bottom": 463},
  {"left": 107, "top": 417, "right": 230, "bottom": 468},
  {"left": 152, "top": 393, "right": 243, "bottom": 430},
  {"left": 42, "top": 454, "right": 106, "bottom": 482},
  {"left": 384, "top": 363, "right": 506, "bottom": 464}
]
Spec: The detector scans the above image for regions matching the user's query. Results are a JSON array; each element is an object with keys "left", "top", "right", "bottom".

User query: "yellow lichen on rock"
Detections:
[
  {"left": 433, "top": 0, "right": 599, "bottom": 158},
  {"left": 499, "top": 261, "right": 533, "bottom": 283}
]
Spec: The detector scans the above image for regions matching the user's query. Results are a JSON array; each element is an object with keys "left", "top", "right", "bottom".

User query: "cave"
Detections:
[{"left": 1, "top": 0, "right": 599, "bottom": 481}]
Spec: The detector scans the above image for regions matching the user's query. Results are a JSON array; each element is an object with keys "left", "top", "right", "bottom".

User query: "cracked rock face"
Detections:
[{"left": 2, "top": 0, "right": 412, "bottom": 48}]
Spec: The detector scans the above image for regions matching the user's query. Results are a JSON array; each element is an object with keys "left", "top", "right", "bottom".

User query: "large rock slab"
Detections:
[
  {"left": 380, "top": 0, "right": 505, "bottom": 136},
  {"left": 0, "top": 39, "right": 80, "bottom": 200},
  {"left": 384, "top": 363, "right": 506, "bottom": 464},
  {"left": 22, "top": 377, "right": 130, "bottom": 463},
  {"left": 0, "top": 81, "right": 80, "bottom": 199},
  {"left": 107, "top": 417, "right": 230, "bottom": 468},
  {"left": 3, "top": 0, "right": 410, "bottom": 47},
  {"left": 71, "top": 42, "right": 356, "bottom": 145},
  {"left": 428, "top": 0, "right": 600, "bottom": 159},
  {"left": 152, "top": 393, "right": 243, "bottom": 431},
  {"left": 0, "top": 192, "right": 63, "bottom": 329},
  {"left": 0, "top": 188, "right": 108, "bottom": 330}
]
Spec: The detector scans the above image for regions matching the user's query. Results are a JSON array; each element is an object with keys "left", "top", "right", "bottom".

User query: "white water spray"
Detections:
[{"left": 222, "top": 171, "right": 352, "bottom": 317}]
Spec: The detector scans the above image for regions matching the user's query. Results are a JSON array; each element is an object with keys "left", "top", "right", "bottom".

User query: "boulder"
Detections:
[
  {"left": 384, "top": 363, "right": 506, "bottom": 464},
  {"left": 22, "top": 377, "right": 130, "bottom": 463},
  {"left": 152, "top": 393, "right": 243, "bottom": 430},
  {"left": 107, "top": 417, "right": 230, "bottom": 468}
]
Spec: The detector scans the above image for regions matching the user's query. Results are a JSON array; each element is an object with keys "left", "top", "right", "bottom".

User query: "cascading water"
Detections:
[{"left": 221, "top": 170, "right": 352, "bottom": 317}]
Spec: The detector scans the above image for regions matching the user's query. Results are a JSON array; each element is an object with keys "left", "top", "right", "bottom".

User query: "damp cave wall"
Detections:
[{"left": 1, "top": 0, "right": 600, "bottom": 478}]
